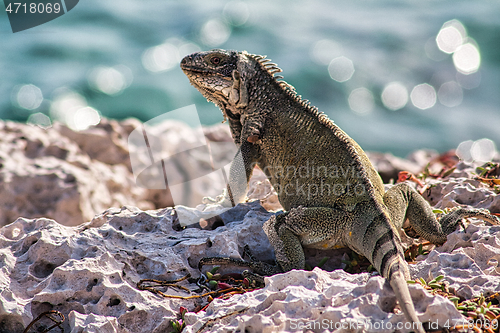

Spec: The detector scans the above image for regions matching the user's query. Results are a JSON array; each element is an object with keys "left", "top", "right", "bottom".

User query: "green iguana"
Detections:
[{"left": 180, "top": 49, "right": 500, "bottom": 332}]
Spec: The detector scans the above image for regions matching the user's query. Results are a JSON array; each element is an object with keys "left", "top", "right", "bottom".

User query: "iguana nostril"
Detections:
[{"left": 181, "top": 55, "right": 194, "bottom": 66}]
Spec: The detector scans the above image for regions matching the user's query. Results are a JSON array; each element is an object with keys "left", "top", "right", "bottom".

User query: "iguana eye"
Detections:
[{"left": 210, "top": 56, "right": 221, "bottom": 65}]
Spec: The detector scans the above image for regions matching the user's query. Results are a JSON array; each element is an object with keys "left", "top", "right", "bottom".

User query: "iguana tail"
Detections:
[
  {"left": 352, "top": 211, "right": 426, "bottom": 333},
  {"left": 386, "top": 257, "right": 426, "bottom": 333}
]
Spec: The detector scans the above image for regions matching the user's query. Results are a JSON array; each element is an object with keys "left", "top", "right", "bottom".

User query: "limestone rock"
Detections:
[
  {"left": 56, "top": 119, "right": 138, "bottom": 169},
  {"left": 411, "top": 221, "right": 500, "bottom": 300},
  {"left": 422, "top": 161, "right": 499, "bottom": 212},
  {"left": 0, "top": 202, "right": 274, "bottom": 333},
  {"left": 1, "top": 183, "right": 500, "bottom": 332},
  {"left": 2, "top": 119, "right": 500, "bottom": 332},
  {"left": 184, "top": 269, "right": 463, "bottom": 333},
  {"left": 0, "top": 120, "right": 150, "bottom": 227},
  {"left": 0, "top": 119, "right": 239, "bottom": 227}
]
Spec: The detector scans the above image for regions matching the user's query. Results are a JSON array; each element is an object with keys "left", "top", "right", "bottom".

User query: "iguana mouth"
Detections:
[{"left": 180, "top": 66, "right": 212, "bottom": 75}]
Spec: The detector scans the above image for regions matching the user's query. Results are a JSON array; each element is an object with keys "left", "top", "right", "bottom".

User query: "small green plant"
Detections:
[
  {"left": 341, "top": 252, "right": 359, "bottom": 273},
  {"left": 418, "top": 163, "right": 456, "bottom": 180},
  {"left": 170, "top": 306, "right": 187, "bottom": 333},
  {"left": 456, "top": 294, "right": 500, "bottom": 320},
  {"left": 408, "top": 275, "right": 447, "bottom": 293},
  {"left": 305, "top": 257, "right": 329, "bottom": 271},
  {"left": 341, "top": 251, "right": 372, "bottom": 273},
  {"left": 476, "top": 162, "right": 500, "bottom": 178}
]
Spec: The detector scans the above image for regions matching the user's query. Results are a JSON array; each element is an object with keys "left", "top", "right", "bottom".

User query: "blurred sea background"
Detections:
[{"left": 0, "top": 0, "right": 499, "bottom": 157}]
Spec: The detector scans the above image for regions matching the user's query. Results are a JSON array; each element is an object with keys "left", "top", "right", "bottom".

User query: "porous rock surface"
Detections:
[
  {"left": 1, "top": 119, "right": 500, "bottom": 332},
  {"left": 1, "top": 160, "right": 500, "bottom": 332},
  {"left": 423, "top": 161, "right": 500, "bottom": 213},
  {"left": 0, "top": 119, "right": 235, "bottom": 227},
  {"left": 0, "top": 201, "right": 274, "bottom": 333}
]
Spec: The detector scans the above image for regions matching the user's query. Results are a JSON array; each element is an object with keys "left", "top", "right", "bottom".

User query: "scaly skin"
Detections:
[{"left": 181, "top": 49, "right": 500, "bottom": 332}]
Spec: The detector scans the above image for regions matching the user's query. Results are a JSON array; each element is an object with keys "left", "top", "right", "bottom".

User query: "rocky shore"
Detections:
[{"left": 0, "top": 119, "right": 499, "bottom": 332}]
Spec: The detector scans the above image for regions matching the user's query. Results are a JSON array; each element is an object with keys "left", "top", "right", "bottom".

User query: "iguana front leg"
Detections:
[
  {"left": 383, "top": 183, "right": 500, "bottom": 244},
  {"left": 223, "top": 108, "right": 243, "bottom": 146},
  {"left": 202, "top": 141, "right": 260, "bottom": 207},
  {"left": 240, "top": 111, "right": 266, "bottom": 144}
]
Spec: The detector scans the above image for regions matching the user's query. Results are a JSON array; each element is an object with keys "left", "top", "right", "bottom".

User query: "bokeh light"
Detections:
[
  {"left": 14, "top": 84, "right": 43, "bottom": 110},
  {"left": 50, "top": 89, "right": 86, "bottom": 122},
  {"left": 456, "top": 140, "right": 474, "bottom": 163},
  {"left": 410, "top": 83, "right": 436, "bottom": 110},
  {"left": 311, "top": 39, "right": 343, "bottom": 66},
  {"left": 72, "top": 107, "right": 101, "bottom": 131},
  {"left": 49, "top": 88, "right": 101, "bottom": 131},
  {"left": 142, "top": 43, "right": 180, "bottom": 73},
  {"left": 435, "top": 19, "right": 481, "bottom": 75},
  {"left": 88, "top": 65, "right": 132, "bottom": 95},
  {"left": 453, "top": 42, "right": 481, "bottom": 74},
  {"left": 437, "top": 81, "right": 463, "bottom": 107},
  {"left": 328, "top": 56, "right": 354, "bottom": 82},
  {"left": 223, "top": 1, "right": 249, "bottom": 26},
  {"left": 436, "top": 20, "right": 466, "bottom": 54},
  {"left": 348, "top": 87, "right": 374, "bottom": 114},
  {"left": 381, "top": 82, "right": 408, "bottom": 111},
  {"left": 27, "top": 112, "right": 52, "bottom": 129},
  {"left": 456, "top": 139, "right": 497, "bottom": 163},
  {"left": 200, "top": 19, "right": 231, "bottom": 47},
  {"left": 471, "top": 139, "right": 496, "bottom": 162}
]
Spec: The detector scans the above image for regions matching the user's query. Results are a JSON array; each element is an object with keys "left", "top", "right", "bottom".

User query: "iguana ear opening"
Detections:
[{"left": 229, "top": 70, "right": 248, "bottom": 108}]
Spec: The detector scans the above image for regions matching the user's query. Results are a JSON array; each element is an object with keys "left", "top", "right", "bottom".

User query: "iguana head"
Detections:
[{"left": 180, "top": 49, "right": 283, "bottom": 120}]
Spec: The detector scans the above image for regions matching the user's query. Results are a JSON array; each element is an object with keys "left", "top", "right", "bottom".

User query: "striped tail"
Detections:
[
  {"left": 388, "top": 260, "right": 426, "bottom": 333},
  {"left": 352, "top": 212, "right": 425, "bottom": 333}
]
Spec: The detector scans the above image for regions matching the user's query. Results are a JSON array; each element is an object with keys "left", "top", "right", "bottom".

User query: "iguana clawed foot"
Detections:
[
  {"left": 198, "top": 245, "right": 282, "bottom": 286},
  {"left": 439, "top": 207, "right": 500, "bottom": 236},
  {"left": 201, "top": 188, "right": 234, "bottom": 208}
]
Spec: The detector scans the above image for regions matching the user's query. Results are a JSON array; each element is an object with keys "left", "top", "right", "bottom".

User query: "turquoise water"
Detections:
[{"left": 0, "top": 0, "right": 499, "bottom": 156}]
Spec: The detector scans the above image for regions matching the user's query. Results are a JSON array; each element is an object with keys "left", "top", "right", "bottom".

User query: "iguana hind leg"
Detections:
[
  {"left": 199, "top": 206, "right": 348, "bottom": 279},
  {"left": 266, "top": 205, "right": 424, "bottom": 333},
  {"left": 262, "top": 206, "right": 349, "bottom": 271},
  {"left": 383, "top": 183, "right": 500, "bottom": 245},
  {"left": 263, "top": 205, "right": 407, "bottom": 279}
]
